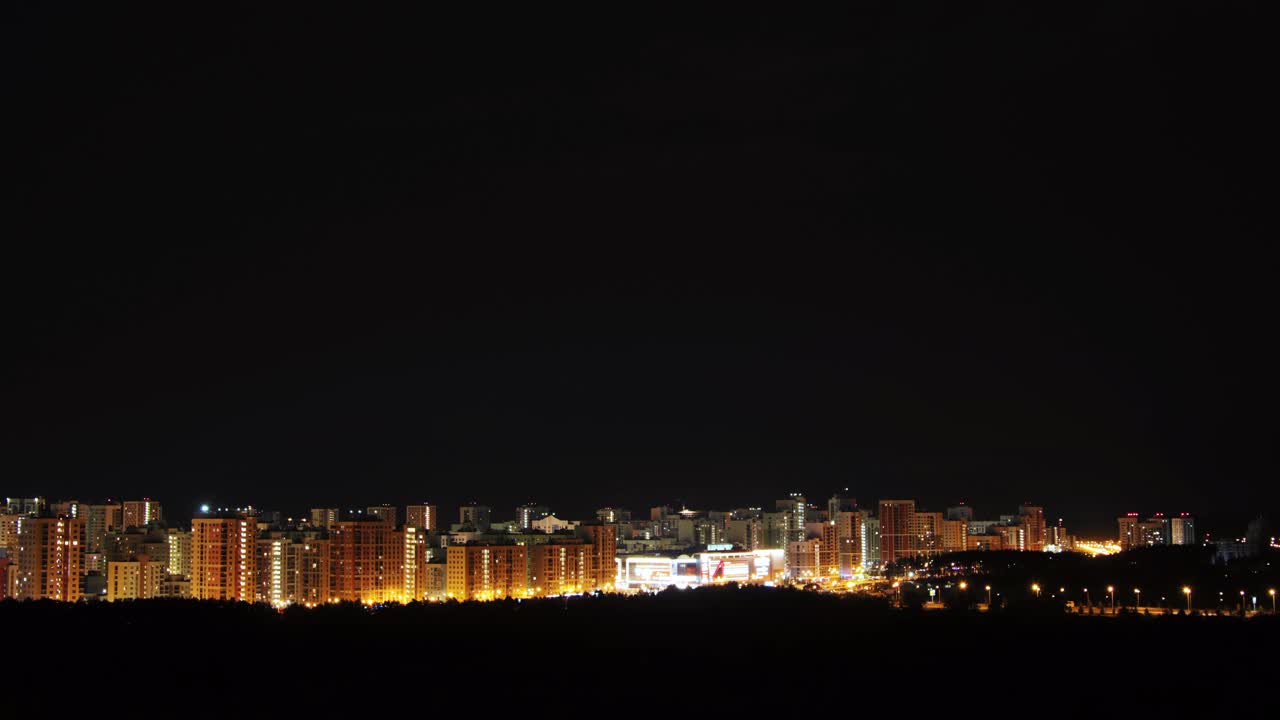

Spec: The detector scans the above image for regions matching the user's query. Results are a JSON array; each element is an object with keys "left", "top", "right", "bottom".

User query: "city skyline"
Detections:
[
  {"left": 8, "top": 489, "right": 1270, "bottom": 609},
  {"left": 1, "top": 490, "right": 1220, "bottom": 539},
  {"left": 5, "top": 3, "right": 1274, "bottom": 713}
]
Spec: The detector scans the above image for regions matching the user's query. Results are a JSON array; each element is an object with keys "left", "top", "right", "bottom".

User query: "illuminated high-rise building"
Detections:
[
  {"left": 786, "top": 539, "right": 821, "bottom": 580},
  {"left": 1139, "top": 517, "right": 1167, "bottom": 546},
  {"left": 530, "top": 541, "right": 590, "bottom": 595},
  {"left": 819, "top": 522, "right": 840, "bottom": 577},
  {"left": 167, "top": 529, "right": 192, "bottom": 578},
  {"left": 121, "top": 499, "right": 162, "bottom": 529},
  {"left": 0, "top": 556, "right": 11, "bottom": 600},
  {"left": 726, "top": 517, "right": 763, "bottom": 550},
  {"left": 1018, "top": 505, "right": 1046, "bottom": 551},
  {"left": 516, "top": 504, "right": 551, "bottom": 530},
  {"left": 860, "top": 513, "right": 880, "bottom": 569},
  {"left": 106, "top": 554, "right": 164, "bottom": 601},
  {"left": 402, "top": 526, "right": 437, "bottom": 602},
  {"left": 834, "top": 510, "right": 862, "bottom": 576},
  {"left": 405, "top": 504, "right": 439, "bottom": 532},
  {"left": 942, "top": 519, "right": 968, "bottom": 553},
  {"left": 366, "top": 505, "right": 397, "bottom": 527},
  {"left": 1045, "top": 520, "right": 1071, "bottom": 550},
  {"left": 421, "top": 563, "right": 447, "bottom": 599},
  {"left": 1117, "top": 514, "right": 1140, "bottom": 549},
  {"left": 776, "top": 495, "right": 807, "bottom": 544},
  {"left": 878, "top": 500, "right": 916, "bottom": 566},
  {"left": 911, "top": 511, "right": 944, "bottom": 556},
  {"left": 192, "top": 514, "right": 256, "bottom": 602},
  {"left": 761, "top": 512, "right": 790, "bottom": 549},
  {"left": 310, "top": 508, "right": 340, "bottom": 530},
  {"left": 996, "top": 524, "right": 1024, "bottom": 551},
  {"left": 1118, "top": 513, "right": 1178, "bottom": 550},
  {"left": 578, "top": 523, "right": 617, "bottom": 590},
  {"left": 675, "top": 516, "right": 724, "bottom": 547},
  {"left": 330, "top": 518, "right": 399, "bottom": 603},
  {"left": 1169, "top": 514, "right": 1196, "bottom": 546},
  {"left": 83, "top": 503, "right": 122, "bottom": 553},
  {"left": 257, "top": 536, "right": 330, "bottom": 607},
  {"left": 0, "top": 514, "right": 21, "bottom": 556},
  {"left": 446, "top": 544, "right": 528, "bottom": 601},
  {"left": 14, "top": 516, "right": 83, "bottom": 601}
]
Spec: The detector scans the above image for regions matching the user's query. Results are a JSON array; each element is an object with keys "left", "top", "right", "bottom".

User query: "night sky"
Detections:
[{"left": 5, "top": 3, "right": 1272, "bottom": 535}]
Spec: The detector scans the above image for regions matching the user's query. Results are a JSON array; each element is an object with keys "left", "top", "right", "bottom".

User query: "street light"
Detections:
[
  {"left": 1084, "top": 587, "right": 1091, "bottom": 610},
  {"left": 1107, "top": 585, "right": 1115, "bottom": 613},
  {"left": 985, "top": 585, "right": 992, "bottom": 607},
  {"left": 958, "top": 581, "right": 968, "bottom": 591},
  {"left": 1031, "top": 583, "right": 1041, "bottom": 597},
  {"left": 1239, "top": 590, "right": 1246, "bottom": 615},
  {"left": 1270, "top": 589, "right": 1276, "bottom": 614},
  {"left": 1183, "top": 586, "right": 1192, "bottom": 612}
]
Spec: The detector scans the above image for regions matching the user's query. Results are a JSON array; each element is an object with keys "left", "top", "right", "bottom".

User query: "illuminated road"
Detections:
[{"left": 1072, "top": 540, "right": 1122, "bottom": 557}]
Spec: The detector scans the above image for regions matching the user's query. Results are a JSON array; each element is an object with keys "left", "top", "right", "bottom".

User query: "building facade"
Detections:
[
  {"left": 445, "top": 544, "right": 528, "bottom": 600},
  {"left": 167, "top": 529, "right": 192, "bottom": 578},
  {"left": 192, "top": 515, "right": 257, "bottom": 602},
  {"left": 405, "top": 505, "right": 439, "bottom": 532},
  {"left": 106, "top": 557, "right": 165, "bottom": 601},
  {"left": 310, "top": 508, "right": 339, "bottom": 530},
  {"left": 330, "top": 518, "right": 399, "bottom": 604},
  {"left": 121, "top": 499, "right": 162, "bottom": 529},
  {"left": 14, "top": 517, "right": 84, "bottom": 601},
  {"left": 578, "top": 523, "right": 618, "bottom": 590},
  {"left": 1018, "top": 506, "right": 1046, "bottom": 552},
  {"left": 878, "top": 500, "right": 916, "bottom": 566},
  {"left": 529, "top": 542, "right": 590, "bottom": 595}
]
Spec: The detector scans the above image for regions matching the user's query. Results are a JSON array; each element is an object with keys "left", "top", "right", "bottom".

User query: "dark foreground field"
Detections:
[{"left": 6, "top": 587, "right": 1276, "bottom": 715}]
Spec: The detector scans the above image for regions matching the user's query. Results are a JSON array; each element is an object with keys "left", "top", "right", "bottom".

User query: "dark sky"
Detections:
[{"left": 5, "top": 3, "right": 1273, "bottom": 536}]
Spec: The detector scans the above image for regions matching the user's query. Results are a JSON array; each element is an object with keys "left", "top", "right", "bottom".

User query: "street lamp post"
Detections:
[
  {"left": 1134, "top": 588, "right": 1141, "bottom": 610},
  {"left": 1107, "top": 585, "right": 1115, "bottom": 613},
  {"left": 985, "top": 585, "right": 992, "bottom": 608},
  {"left": 1032, "top": 583, "right": 1041, "bottom": 598},
  {"left": 1270, "top": 589, "right": 1276, "bottom": 614},
  {"left": 1084, "top": 587, "right": 1091, "bottom": 611},
  {"left": 1183, "top": 586, "right": 1192, "bottom": 612},
  {"left": 1239, "top": 590, "right": 1246, "bottom": 616}
]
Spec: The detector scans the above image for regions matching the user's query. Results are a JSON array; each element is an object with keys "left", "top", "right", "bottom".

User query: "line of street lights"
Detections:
[
  {"left": 950, "top": 580, "right": 1277, "bottom": 615},
  {"left": 971, "top": 583, "right": 1278, "bottom": 614}
]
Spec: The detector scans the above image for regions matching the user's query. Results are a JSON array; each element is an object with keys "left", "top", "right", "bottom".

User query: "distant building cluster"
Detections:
[
  {"left": 1117, "top": 512, "right": 1198, "bottom": 550},
  {"left": 0, "top": 493, "right": 1193, "bottom": 606}
]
